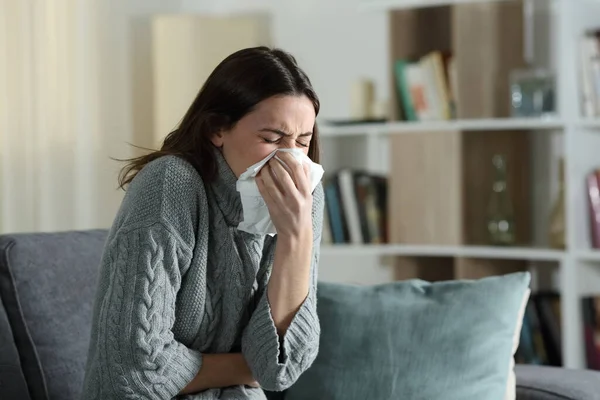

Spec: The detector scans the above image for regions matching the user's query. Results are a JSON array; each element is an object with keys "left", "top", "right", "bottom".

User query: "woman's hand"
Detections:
[
  {"left": 179, "top": 353, "right": 257, "bottom": 394},
  {"left": 256, "top": 152, "right": 313, "bottom": 239}
]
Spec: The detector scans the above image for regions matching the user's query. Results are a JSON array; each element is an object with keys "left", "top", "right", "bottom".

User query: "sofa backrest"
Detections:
[
  {"left": 0, "top": 293, "right": 30, "bottom": 399},
  {"left": 0, "top": 230, "right": 108, "bottom": 400}
]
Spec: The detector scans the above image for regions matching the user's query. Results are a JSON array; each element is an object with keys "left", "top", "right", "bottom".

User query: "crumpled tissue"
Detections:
[{"left": 236, "top": 148, "right": 324, "bottom": 235}]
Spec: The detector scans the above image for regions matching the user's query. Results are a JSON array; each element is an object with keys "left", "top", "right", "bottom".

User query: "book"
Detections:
[
  {"left": 405, "top": 63, "right": 430, "bottom": 121},
  {"left": 516, "top": 292, "right": 564, "bottom": 367},
  {"left": 393, "top": 50, "right": 454, "bottom": 122},
  {"left": 582, "top": 297, "right": 600, "bottom": 370},
  {"left": 323, "top": 170, "right": 388, "bottom": 245},
  {"left": 579, "top": 32, "right": 600, "bottom": 117},
  {"left": 421, "top": 51, "right": 452, "bottom": 120},
  {"left": 533, "top": 292, "right": 562, "bottom": 366},
  {"left": 394, "top": 60, "right": 417, "bottom": 121},
  {"left": 338, "top": 169, "right": 363, "bottom": 245},
  {"left": 354, "top": 172, "right": 375, "bottom": 244},
  {"left": 587, "top": 170, "right": 600, "bottom": 249},
  {"left": 324, "top": 181, "right": 347, "bottom": 244}
]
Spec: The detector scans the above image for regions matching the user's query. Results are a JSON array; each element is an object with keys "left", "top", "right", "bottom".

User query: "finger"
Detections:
[
  {"left": 303, "top": 162, "right": 311, "bottom": 191},
  {"left": 265, "top": 160, "right": 286, "bottom": 195},
  {"left": 256, "top": 174, "right": 274, "bottom": 205},
  {"left": 259, "top": 166, "right": 285, "bottom": 205},
  {"left": 275, "top": 153, "right": 310, "bottom": 195},
  {"left": 269, "top": 158, "right": 296, "bottom": 196},
  {"left": 274, "top": 152, "right": 295, "bottom": 176}
]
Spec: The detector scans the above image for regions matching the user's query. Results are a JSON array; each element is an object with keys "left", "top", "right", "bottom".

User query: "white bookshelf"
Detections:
[
  {"left": 360, "top": 0, "right": 600, "bottom": 11},
  {"left": 319, "top": 0, "right": 600, "bottom": 370},
  {"left": 320, "top": 117, "right": 565, "bottom": 137},
  {"left": 360, "top": 0, "right": 512, "bottom": 10},
  {"left": 577, "top": 250, "right": 600, "bottom": 262},
  {"left": 577, "top": 119, "right": 600, "bottom": 129},
  {"left": 322, "top": 244, "right": 565, "bottom": 261}
]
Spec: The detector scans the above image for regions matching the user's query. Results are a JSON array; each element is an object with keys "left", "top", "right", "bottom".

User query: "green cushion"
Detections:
[{"left": 286, "top": 272, "right": 531, "bottom": 400}]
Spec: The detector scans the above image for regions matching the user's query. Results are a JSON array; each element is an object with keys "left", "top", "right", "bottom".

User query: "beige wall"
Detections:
[{"left": 150, "top": 14, "right": 271, "bottom": 147}]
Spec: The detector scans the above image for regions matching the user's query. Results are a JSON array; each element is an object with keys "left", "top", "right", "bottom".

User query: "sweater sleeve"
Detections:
[
  {"left": 93, "top": 222, "right": 202, "bottom": 399},
  {"left": 241, "top": 183, "right": 325, "bottom": 391}
]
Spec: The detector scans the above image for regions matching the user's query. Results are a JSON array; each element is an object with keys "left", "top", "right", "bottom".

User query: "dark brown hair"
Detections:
[{"left": 118, "top": 46, "right": 321, "bottom": 189}]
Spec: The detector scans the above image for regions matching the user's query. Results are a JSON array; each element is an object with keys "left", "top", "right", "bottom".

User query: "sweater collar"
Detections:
[{"left": 210, "top": 147, "right": 243, "bottom": 227}]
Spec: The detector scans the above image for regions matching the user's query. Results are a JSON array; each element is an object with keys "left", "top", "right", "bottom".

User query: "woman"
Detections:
[{"left": 81, "top": 46, "right": 324, "bottom": 399}]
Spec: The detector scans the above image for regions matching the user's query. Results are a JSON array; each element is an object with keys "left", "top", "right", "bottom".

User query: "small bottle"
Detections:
[
  {"left": 487, "top": 154, "right": 516, "bottom": 246},
  {"left": 548, "top": 158, "right": 566, "bottom": 249}
]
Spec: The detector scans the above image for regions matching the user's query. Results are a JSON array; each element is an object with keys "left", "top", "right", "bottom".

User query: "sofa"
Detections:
[{"left": 0, "top": 230, "right": 599, "bottom": 400}]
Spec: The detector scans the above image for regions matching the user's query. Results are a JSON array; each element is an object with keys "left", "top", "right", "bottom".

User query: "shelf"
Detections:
[
  {"left": 360, "top": 0, "right": 600, "bottom": 11},
  {"left": 321, "top": 244, "right": 565, "bottom": 261},
  {"left": 578, "top": 119, "right": 600, "bottom": 129},
  {"left": 319, "top": 118, "right": 565, "bottom": 137},
  {"left": 576, "top": 250, "right": 600, "bottom": 262},
  {"left": 360, "top": 0, "right": 512, "bottom": 11}
]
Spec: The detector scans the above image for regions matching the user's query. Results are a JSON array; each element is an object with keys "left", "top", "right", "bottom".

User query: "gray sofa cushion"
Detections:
[
  {"left": 0, "top": 294, "right": 30, "bottom": 400},
  {"left": 516, "top": 365, "right": 600, "bottom": 400},
  {"left": 0, "top": 230, "right": 108, "bottom": 400}
]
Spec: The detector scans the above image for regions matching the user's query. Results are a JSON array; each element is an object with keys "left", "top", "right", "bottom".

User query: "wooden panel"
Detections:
[
  {"left": 462, "top": 130, "right": 531, "bottom": 245},
  {"left": 452, "top": 1, "right": 525, "bottom": 118},
  {"left": 388, "top": 7, "right": 452, "bottom": 120},
  {"left": 131, "top": 17, "right": 156, "bottom": 155},
  {"left": 389, "top": 7, "right": 452, "bottom": 60},
  {"left": 454, "top": 257, "right": 527, "bottom": 280},
  {"left": 388, "top": 131, "right": 463, "bottom": 245},
  {"left": 151, "top": 14, "right": 271, "bottom": 146},
  {"left": 394, "top": 257, "right": 455, "bottom": 281}
]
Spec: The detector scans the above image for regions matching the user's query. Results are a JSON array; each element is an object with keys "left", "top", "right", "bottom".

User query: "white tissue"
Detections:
[{"left": 236, "top": 148, "right": 324, "bottom": 235}]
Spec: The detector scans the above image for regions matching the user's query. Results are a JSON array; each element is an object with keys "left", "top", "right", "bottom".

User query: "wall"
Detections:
[{"left": 271, "top": 0, "right": 389, "bottom": 120}]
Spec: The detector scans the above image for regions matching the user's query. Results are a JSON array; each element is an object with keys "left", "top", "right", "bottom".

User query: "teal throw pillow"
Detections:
[{"left": 285, "top": 272, "right": 531, "bottom": 400}]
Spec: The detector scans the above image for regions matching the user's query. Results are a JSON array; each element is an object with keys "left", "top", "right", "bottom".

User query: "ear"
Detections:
[{"left": 210, "top": 131, "right": 224, "bottom": 148}]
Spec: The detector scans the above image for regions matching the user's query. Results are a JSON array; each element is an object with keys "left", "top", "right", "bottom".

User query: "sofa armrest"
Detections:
[{"left": 516, "top": 365, "right": 600, "bottom": 400}]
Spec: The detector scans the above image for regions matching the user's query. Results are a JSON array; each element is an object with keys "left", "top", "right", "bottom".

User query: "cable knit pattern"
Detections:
[
  {"left": 242, "top": 182, "right": 324, "bottom": 391},
  {"left": 81, "top": 150, "right": 323, "bottom": 399}
]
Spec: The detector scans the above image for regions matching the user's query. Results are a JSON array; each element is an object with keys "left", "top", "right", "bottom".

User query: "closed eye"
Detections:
[
  {"left": 263, "top": 137, "right": 280, "bottom": 144},
  {"left": 262, "top": 137, "right": 309, "bottom": 148},
  {"left": 259, "top": 128, "right": 312, "bottom": 148}
]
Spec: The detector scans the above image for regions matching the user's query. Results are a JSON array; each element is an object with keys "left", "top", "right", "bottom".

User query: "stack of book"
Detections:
[
  {"left": 588, "top": 169, "right": 600, "bottom": 249},
  {"left": 516, "top": 292, "right": 562, "bottom": 367},
  {"left": 394, "top": 50, "right": 457, "bottom": 122},
  {"left": 321, "top": 170, "right": 388, "bottom": 245},
  {"left": 582, "top": 296, "right": 600, "bottom": 370}
]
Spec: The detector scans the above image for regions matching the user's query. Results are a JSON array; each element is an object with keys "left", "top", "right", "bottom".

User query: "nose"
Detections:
[{"left": 280, "top": 138, "right": 299, "bottom": 149}]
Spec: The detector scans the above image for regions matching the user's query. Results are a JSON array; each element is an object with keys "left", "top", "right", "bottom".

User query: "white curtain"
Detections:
[{"left": 0, "top": 0, "right": 127, "bottom": 233}]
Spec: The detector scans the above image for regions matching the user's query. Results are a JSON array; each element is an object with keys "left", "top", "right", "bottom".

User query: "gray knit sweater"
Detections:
[{"left": 81, "top": 149, "right": 324, "bottom": 399}]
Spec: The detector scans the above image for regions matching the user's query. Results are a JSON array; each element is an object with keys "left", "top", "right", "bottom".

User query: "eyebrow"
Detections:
[{"left": 259, "top": 128, "right": 313, "bottom": 137}]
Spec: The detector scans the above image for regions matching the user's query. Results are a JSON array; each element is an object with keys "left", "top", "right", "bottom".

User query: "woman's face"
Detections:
[{"left": 212, "top": 94, "right": 316, "bottom": 178}]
